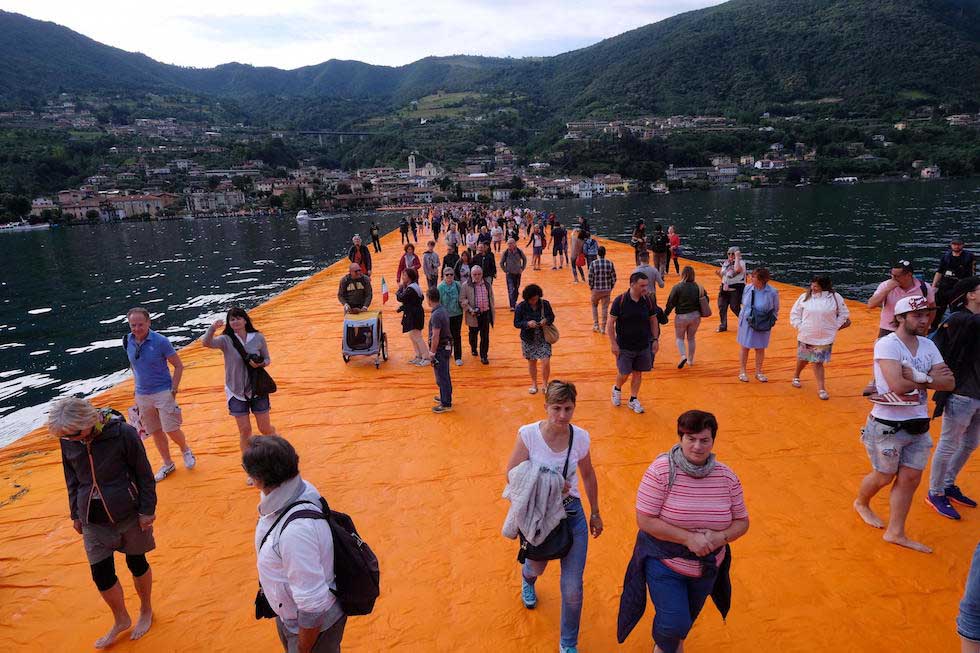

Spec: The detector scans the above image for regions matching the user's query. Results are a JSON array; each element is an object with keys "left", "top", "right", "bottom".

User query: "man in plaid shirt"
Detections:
[{"left": 588, "top": 245, "right": 617, "bottom": 332}]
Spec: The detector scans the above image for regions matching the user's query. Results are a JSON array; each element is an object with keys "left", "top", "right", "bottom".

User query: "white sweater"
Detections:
[
  {"left": 789, "top": 291, "right": 850, "bottom": 346},
  {"left": 501, "top": 460, "right": 567, "bottom": 545}
]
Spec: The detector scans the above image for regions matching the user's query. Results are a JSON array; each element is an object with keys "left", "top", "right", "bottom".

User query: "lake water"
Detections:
[{"left": 2, "top": 179, "right": 978, "bottom": 445}]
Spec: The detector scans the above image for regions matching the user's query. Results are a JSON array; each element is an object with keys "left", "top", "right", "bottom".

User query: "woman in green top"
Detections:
[
  {"left": 664, "top": 266, "right": 707, "bottom": 369},
  {"left": 438, "top": 267, "right": 464, "bottom": 365}
]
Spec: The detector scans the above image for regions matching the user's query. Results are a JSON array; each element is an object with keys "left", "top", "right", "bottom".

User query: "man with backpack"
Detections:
[
  {"left": 247, "top": 435, "right": 379, "bottom": 653},
  {"left": 649, "top": 223, "right": 670, "bottom": 276},
  {"left": 607, "top": 272, "right": 662, "bottom": 414},
  {"left": 925, "top": 276, "right": 980, "bottom": 520},
  {"left": 931, "top": 238, "right": 976, "bottom": 331}
]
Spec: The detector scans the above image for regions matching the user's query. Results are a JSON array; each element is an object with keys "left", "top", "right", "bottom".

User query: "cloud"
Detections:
[{"left": 1, "top": 0, "right": 727, "bottom": 69}]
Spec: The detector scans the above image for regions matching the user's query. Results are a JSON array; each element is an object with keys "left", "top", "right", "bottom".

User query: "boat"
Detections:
[
  {"left": 0, "top": 221, "right": 50, "bottom": 233},
  {"left": 295, "top": 210, "right": 311, "bottom": 221},
  {"left": 832, "top": 176, "right": 859, "bottom": 184}
]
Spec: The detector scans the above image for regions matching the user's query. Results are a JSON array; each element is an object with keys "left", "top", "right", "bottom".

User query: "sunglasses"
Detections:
[{"left": 897, "top": 260, "right": 911, "bottom": 267}]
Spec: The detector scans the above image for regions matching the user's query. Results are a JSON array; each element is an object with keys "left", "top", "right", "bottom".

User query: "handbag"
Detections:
[
  {"left": 746, "top": 288, "right": 776, "bottom": 332},
  {"left": 697, "top": 283, "right": 712, "bottom": 318},
  {"left": 575, "top": 252, "right": 586, "bottom": 267},
  {"left": 228, "top": 332, "right": 278, "bottom": 396},
  {"left": 518, "top": 425, "right": 574, "bottom": 563},
  {"left": 539, "top": 301, "right": 559, "bottom": 344}
]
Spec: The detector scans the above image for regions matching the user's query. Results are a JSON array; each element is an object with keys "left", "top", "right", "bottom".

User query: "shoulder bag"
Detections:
[
  {"left": 540, "top": 301, "right": 560, "bottom": 344},
  {"left": 746, "top": 288, "right": 776, "bottom": 332},
  {"left": 229, "top": 333, "right": 278, "bottom": 396},
  {"left": 518, "top": 425, "right": 574, "bottom": 563},
  {"left": 696, "top": 283, "right": 712, "bottom": 318}
]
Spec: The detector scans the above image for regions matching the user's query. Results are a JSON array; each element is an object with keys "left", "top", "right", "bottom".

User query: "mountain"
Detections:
[{"left": 1, "top": 0, "right": 979, "bottom": 124}]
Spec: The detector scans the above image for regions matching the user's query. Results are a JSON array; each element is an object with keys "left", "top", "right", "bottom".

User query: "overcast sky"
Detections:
[{"left": 2, "top": 0, "right": 725, "bottom": 69}]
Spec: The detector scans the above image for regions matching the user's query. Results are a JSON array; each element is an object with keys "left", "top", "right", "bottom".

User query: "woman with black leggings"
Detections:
[{"left": 50, "top": 397, "right": 158, "bottom": 649}]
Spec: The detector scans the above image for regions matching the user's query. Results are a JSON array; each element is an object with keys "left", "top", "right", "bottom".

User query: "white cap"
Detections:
[{"left": 894, "top": 296, "right": 933, "bottom": 315}]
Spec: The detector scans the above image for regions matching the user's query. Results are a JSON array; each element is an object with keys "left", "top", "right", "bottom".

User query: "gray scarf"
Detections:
[{"left": 666, "top": 443, "right": 716, "bottom": 489}]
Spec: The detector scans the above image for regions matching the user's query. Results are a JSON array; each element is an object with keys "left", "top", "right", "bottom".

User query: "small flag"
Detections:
[{"left": 381, "top": 277, "right": 389, "bottom": 304}]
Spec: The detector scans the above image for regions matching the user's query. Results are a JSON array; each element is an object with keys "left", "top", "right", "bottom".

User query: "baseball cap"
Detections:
[
  {"left": 892, "top": 259, "right": 914, "bottom": 272},
  {"left": 951, "top": 237, "right": 965, "bottom": 245},
  {"left": 894, "top": 296, "right": 933, "bottom": 315}
]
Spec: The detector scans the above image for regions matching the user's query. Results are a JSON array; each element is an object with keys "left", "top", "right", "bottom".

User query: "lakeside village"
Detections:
[{"left": 3, "top": 98, "right": 975, "bottom": 227}]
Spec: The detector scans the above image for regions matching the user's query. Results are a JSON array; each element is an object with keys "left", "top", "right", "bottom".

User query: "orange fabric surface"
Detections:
[{"left": 0, "top": 230, "right": 975, "bottom": 652}]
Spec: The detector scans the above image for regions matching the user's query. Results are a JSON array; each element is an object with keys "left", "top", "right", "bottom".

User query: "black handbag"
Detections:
[
  {"left": 228, "top": 332, "right": 277, "bottom": 396},
  {"left": 517, "top": 425, "right": 575, "bottom": 563}
]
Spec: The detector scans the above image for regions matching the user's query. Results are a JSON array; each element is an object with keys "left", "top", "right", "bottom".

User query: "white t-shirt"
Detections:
[
  {"left": 872, "top": 333, "right": 944, "bottom": 420},
  {"left": 519, "top": 422, "right": 591, "bottom": 498}
]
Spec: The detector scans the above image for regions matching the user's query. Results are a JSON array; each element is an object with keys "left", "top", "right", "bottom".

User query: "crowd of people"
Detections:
[{"left": 47, "top": 202, "right": 979, "bottom": 652}]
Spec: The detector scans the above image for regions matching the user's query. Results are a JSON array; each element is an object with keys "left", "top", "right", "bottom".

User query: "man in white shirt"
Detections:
[{"left": 853, "top": 296, "right": 954, "bottom": 554}]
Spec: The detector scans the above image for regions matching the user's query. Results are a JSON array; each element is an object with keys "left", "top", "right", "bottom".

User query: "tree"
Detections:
[
  {"left": 510, "top": 175, "right": 525, "bottom": 190},
  {"left": 362, "top": 180, "right": 373, "bottom": 192},
  {"left": 437, "top": 176, "right": 453, "bottom": 192},
  {"left": 207, "top": 176, "right": 221, "bottom": 190},
  {"left": 4, "top": 195, "right": 31, "bottom": 218},
  {"left": 232, "top": 175, "right": 253, "bottom": 193},
  {"left": 336, "top": 182, "right": 352, "bottom": 195},
  {"left": 85, "top": 209, "right": 100, "bottom": 221},
  {"left": 269, "top": 195, "right": 284, "bottom": 209}
]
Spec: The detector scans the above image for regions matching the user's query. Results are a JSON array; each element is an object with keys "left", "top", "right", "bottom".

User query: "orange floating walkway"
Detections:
[{"left": 0, "top": 230, "right": 975, "bottom": 652}]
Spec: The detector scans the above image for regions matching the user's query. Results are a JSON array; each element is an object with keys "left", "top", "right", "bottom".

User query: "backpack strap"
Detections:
[
  {"left": 919, "top": 279, "right": 929, "bottom": 299},
  {"left": 258, "top": 500, "right": 317, "bottom": 551}
]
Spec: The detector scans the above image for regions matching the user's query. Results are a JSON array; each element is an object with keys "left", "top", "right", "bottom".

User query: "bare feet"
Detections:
[
  {"left": 131, "top": 610, "right": 153, "bottom": 640},
  {"left": 94, "top": 615, "right": 132, "bottom": 649},
  {"left": 883, "top": 532, "right": 933, "bottom": 553},
  {"left": 854, "top": 499, "right": 885, "bottom": 528}
]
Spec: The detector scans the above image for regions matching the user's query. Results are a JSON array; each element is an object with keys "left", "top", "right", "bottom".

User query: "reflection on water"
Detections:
[{"left": 0, "top": 212, "right": 403, "bottom": 446}]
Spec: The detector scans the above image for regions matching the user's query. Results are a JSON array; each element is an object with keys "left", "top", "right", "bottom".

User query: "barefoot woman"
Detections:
[{"left": 50, "top": 397, "right": 157, "bottom": 648}]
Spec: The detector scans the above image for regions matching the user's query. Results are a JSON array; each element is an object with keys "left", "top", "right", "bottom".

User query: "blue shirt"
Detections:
[{"left": 127, "top": 330, "right": 177, "bottom": 395}]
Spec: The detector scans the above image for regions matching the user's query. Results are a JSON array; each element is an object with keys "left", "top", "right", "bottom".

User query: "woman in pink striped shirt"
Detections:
[{"left": 634, "top": 410, "right": 749, "bottom": 653}]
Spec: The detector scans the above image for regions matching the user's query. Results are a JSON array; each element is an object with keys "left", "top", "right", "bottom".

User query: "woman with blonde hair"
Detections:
[
  {"left": 505, "top": 380, "right": 603, "bottom": 653},
  {"left": 664, "top": 266, "right": 707, "bottom": 369},
  {"left": 50, "top": 396, "right": 157, "bottom": 649}
]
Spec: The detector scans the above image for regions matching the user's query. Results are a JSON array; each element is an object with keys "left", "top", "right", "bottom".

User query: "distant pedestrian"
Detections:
[
  {"left": 438, "top": 268, "right": 464, "bottom": 366},
  {"left": 399, "top": 216, "right": 410, "bottom": 245},
  {"left": 491, "top": 222, "right": 504, "bottom": 252},
  {"left": 633, "top": 251, "right": 665, "bottom": 306},
  {"left": 551, "top": 221, "right": 568, "bottom": 269},
  {"left": 608, "top": 272, "right": 662, "bottom": 414},
  {"left": 500, "top": 238, "right": 528, "bottom": 310},
  {"left": 664, "top": 266, "right": 707, "bottom": 369},
  {"left": 582, "top": 232, "right": 599, "bottom": 270},
  {"left": 649, "top": 224, "right": 670, "bottom": 275},
  {"left": 50, "top": 397, "right": 157, "bottom": 649},
  {"left": 460, "top": 265, "right": 495, "bottom": 364},
  {"left": 618, "top": 409, "right": 749, "bottom": 652},
  {"left": 788, "top": 276, "right": 850, "bottom": 399},
  {"left": 455, "top": 248, "right": 473, "bottom": 285},
  {"left": 715, "top": 247, "right": 746, "bottom": 332},
  {"left": 395, "top": 243, "right": 422, "bottom": 283},
  {"left": 246, "top": 435, "right": 347, "bottom": 653},
  {"left": 668, "top": 225, "right": 681, "bottom": 275},
  {"left": 630, "top": 220, "right": 647, "bottom": 266},
  {"left": 426, "top": 287, "right": 454, "bottom": 413},
  {"left": 466, "top": 229, "right": 479, "bottom": 256},
  {"left": 737, "top": 268, "right": 779, "bottom": 383},
  {"left": 445, "top": 223, "right": 462, "bottom": 250},
  {"left": 124, "top": 307, "right": 195, "bottom": 482},
  {"left": 588, "top": 245, "right": 617, "bottom": 333},
  {"left": 202, "top": 307, "right": 275, "bottom": 483},
  {"left": 514, "top": 284, "right": 555, "bottom": 394},
  {"left": 569, "top": 227, "right": 586, "bottom": 284},
  {"left": 410, "top": 215, "right": 419, "bottom": 242},
  {"left": 925, "top": 276, "right": 980, "bottom": 520},
  {"left": 368, "top": 222, "right": 382, "bottom": 253},
  {"left": 504, "top": 380, "right": 602, "bottom": 653},
  {"left": 442, "top": 244, "right": 460, "bottom": 280},
  {"left": 347, "top": 235, "right": 372, "bottom": 276},
  {"left": 528, "top": 225, "right": 545, "bottom": 271},
  {"left": 396, "top": 268, "right": 428, "bottom": 366},
  {"left": 432, "top": 214, "right": 442, "bottom": 242},
  {"left": 854, "top": 295, "right": 954, "bottom": 553},
  {"left": 863, "top": 259, "right": 936, "bottom": 395},
  {"left": 422, "top": 240, "right": 441, "bottom": 290},
  {"left": 472, "top": 242, "right": 497, "bottom": 286},
  {"left": 932, "top": 237, "right": 976, "bottom": 331}
]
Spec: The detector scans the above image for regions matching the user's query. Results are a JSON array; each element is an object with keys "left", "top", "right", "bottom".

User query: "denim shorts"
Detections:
[
  {"left": 228, "top": 395, "right": 271, "bottom": 416},
  {"left": 861, "top": 415, "right": 932, "bottom": 474}
]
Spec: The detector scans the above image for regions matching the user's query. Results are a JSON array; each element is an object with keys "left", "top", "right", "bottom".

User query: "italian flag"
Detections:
[{"left": 381, "top": 277, "right": 389, "bottom": 304}]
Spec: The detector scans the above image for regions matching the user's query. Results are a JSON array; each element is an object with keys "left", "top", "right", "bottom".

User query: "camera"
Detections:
[{"left": 247, "top": 353, "right": 264, "bottom": 364}]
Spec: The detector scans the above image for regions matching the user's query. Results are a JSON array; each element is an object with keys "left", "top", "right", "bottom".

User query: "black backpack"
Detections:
[
  {"left": 651, "top": 232, "right": 669, "bottom": 252},
  {"left": 262, "top": 497, "right": 380, "bottom": 616}
]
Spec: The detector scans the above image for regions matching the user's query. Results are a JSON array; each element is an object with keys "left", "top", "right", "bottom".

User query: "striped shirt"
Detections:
[{"left": 636, "top": 456, "right": 748, "bottom": 577}]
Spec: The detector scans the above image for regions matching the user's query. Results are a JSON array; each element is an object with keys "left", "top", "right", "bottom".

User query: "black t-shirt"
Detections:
[
  {"left": 938, "top": 250, "right": 976, "bottom": 280},
  {"left": 610, "top": 292, "right": 654, "bottom": 350},
  {"left": 650, "top": 231, "right": 669, "bottom": 253},
  {"left": 937, "top": 310, "right": 980, "bottom": 400},
  {"left": 552, "top": 226, "right": 567, "bottom": 245}
]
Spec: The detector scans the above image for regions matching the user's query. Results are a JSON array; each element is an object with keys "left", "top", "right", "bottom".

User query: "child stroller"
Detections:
[{"left": 342, "top": 310, "right": 388, "bottom": 368}]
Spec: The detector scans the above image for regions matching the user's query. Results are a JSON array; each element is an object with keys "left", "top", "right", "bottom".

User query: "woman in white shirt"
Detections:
[
  {"left": 789, "top": 276, "right": 851, "bottom": 399},
  {"left": 505, "top": 380, "right": 603, "bottom": 653}
]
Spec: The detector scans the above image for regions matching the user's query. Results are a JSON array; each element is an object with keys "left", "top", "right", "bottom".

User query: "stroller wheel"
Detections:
[
  {"left": 381, "top": 333, "right": 389, "bottom": 361},
  {"left": 343, "top": 354, "right": 350, "bottom": 363}
]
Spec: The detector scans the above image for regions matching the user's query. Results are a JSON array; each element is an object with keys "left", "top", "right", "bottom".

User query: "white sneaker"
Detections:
[
  {"left": 455, "top": 359, "right": 463, "bottom": 366},
  {"left": 611, "top": 386, "right": 622, "bottom": 407},
  {"left": 154, "top": 462, "right": 176, "bottom": 482},
  {"left": 628, "top": 398, "right": 645, "bottom": 414},
  {"left": 182, "top": 450, "right": 196, "bottom": 469}
]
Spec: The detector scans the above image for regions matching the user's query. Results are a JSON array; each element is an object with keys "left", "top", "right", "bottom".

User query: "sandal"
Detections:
[
  {"left": 818, "top": 390, "right": 830, "bottom": 400},
  {"left": 738, "top": 372, "right": 749, "bottom": 383},
  {"left": 528, "top": 386, "right": 538, "bottom": 395},
  {"left": 756, "top": 373, "right": 769, "bottom": 383},
  {"left": 791, "top": 378, "right": 801, "bottom": 388}
]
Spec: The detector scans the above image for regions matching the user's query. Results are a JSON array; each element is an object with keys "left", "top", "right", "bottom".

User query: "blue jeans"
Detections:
[
  {"left": 432, "top": 347, "right": 452, "bottom": 407},
  {"left": 522, "top": 497, "right": 588, "bottom": 648},
  {"left": 645, "top": 558, "right": 718, "bottom": 653},
  {"left": 929, "top": 394, "right": 980, "bottom": 495},
  {"left": 506, "top": 272, "right": 522, "bottom": 309},
  {"left": 960, "top": 541, "right": 980, "bottom": 642}
]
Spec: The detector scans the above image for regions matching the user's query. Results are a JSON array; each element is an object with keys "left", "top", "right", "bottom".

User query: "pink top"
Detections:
[
  {"left": 874, "top": 280, "right": 935, "bottom": 330},
  {"left": 636, "top": 456, "right": 748, "bottom": 577}
]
